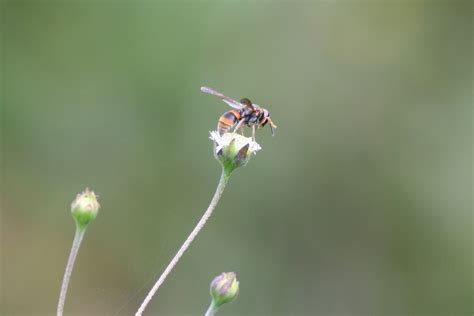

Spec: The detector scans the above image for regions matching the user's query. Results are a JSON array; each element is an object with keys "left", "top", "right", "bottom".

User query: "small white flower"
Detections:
[
  {"left": 209, "top": 131, "right": 261, "bottom": 172},
  {"left": 209, "top": 131, "right": 261, "bottom": 156}
]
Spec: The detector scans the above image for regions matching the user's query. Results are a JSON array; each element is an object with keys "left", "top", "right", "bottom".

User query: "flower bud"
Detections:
[
  {"left": 210, "top": 272, "right": 239, "bottom": 308},
  {"left": 70, "top": 188, "right": 100, "bottom": 229},
  {"left": 209, "top": 131, "right": 261, "bottom": 174}
]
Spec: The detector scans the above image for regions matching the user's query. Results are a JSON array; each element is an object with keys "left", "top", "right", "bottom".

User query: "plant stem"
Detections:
[
  {"left": 56, "top": 226, "right": 86, "bottom": 316},
  {"left": 135, "top": 169, "right": 231, "bottom": 316},
  {"left": 204, "top": 301, "right": 218, "bottom": 316}
]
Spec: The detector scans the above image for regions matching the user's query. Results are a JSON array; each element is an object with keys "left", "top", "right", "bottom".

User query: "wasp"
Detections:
[{"left": 201, "top": 86, "right": 277, "bottom": 141}]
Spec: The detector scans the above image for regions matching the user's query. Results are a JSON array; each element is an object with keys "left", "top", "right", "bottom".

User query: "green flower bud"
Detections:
[
  {"left": 210, "top": 272, "right": 239, "bottom": 309},
  {"left": 210, "top": 131, "right": 261, "bottom": 174},
  {"left": 70, "top": 188, "right": 100, "bottom": 230}
]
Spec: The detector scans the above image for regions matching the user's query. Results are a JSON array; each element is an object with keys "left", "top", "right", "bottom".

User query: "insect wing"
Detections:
[
  {"left": 200, "top": 86, "right": 221, "bottom": 96},
  {"left": 201, "top": 86, "right": 244, "bottom": 110},
  {"left": 222, "top": 99, "right": 244, "bottom": 110}
]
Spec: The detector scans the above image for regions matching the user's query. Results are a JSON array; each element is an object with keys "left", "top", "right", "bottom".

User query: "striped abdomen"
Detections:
[{"left": 218, "top": 110, "right": 241, "bottom": 135}]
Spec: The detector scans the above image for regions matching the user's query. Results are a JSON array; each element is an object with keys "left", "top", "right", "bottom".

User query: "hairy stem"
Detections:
[
  {"left": 135, "top": 169, "right": 231, "bottom": 316},
  {"left": 204, "top": 301, "right": 218, "bottom": 316},
  {"left": 57, "top": 227, "right": 86, "bottom": 316}
]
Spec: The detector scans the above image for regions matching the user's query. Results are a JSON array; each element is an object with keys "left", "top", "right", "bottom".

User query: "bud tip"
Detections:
[
  {"left": 70, "top": 188, "right": 100, "bottom": 228},
  {"left": 210, "top": 271, "right": 239, "bottom": 308}
]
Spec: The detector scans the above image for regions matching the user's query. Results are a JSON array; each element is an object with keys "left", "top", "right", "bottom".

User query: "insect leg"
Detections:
[{"left": 233, "top": 120, "right": 245, "bottom": 134}]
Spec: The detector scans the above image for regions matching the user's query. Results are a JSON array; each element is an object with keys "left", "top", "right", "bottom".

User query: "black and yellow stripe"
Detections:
[{"left": 218, "top": 110, "right": 241, "bottom": 135}]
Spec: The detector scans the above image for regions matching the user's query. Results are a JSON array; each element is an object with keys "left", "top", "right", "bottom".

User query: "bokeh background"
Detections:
[{"left": 1, "top": 1, "right": 472, "bottom": 316}]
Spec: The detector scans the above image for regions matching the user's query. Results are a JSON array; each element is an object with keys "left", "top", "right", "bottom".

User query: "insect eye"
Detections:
[{"left": 240, "top": 98, "right": 252, "bottom": 106}]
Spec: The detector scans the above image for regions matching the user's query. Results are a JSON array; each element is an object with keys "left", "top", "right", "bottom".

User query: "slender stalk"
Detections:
[
  {"left": 204, "top": 301, "right": 218, "bottom": 316},
  {"left": 135, "top": 169, "right": 231, "bottom": 316},
  {"left": 56, "top": 226, "right": 86, "bottom": 316}
]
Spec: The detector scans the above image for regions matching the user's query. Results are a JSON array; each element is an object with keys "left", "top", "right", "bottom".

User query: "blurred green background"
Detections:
[{"left": 1, "top": 1, "right": 472, "bottom": 316}]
